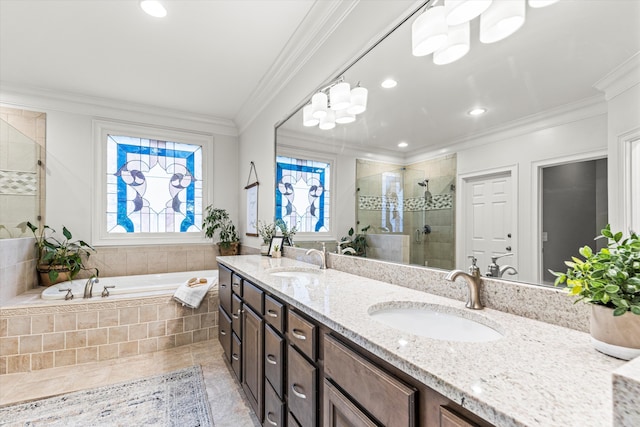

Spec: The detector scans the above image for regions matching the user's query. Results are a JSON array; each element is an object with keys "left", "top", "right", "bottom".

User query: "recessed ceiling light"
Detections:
[
  {"left": 398, "top": 141, "right": 408, "bottom": 148},
  {"left": 381, "top": 79, "right": 398, "bottom": 89},
  {"left": 140, "top": 0, "right": 167, "bottom": 18},
  {"left": 468, "top": 108, "right": 487, "bottom": 116}
]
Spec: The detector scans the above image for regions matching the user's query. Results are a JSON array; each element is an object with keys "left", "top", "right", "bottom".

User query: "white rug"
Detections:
[{"left": 0, "top": 365, "right": 213, "bottom": 426}]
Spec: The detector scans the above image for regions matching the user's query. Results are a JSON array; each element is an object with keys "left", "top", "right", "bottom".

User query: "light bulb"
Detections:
[
  {"left": 140, "top": 0, "right": 167, "bottom": 18},
  {"left": 412, "top": 5, "right": 448, "bottom": 56}
]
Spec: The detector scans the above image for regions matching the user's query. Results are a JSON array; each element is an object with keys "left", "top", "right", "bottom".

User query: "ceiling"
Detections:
[
  {"left": 280, "top": 0, "right": 640, "bottom": 159},
  {"left": 0, "top": 0, "right": 329, "bottom": 126}
]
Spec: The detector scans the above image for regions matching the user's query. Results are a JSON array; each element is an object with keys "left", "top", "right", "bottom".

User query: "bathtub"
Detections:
[{"left": 41, "top": 270, "right": 218, "bottom": 300}]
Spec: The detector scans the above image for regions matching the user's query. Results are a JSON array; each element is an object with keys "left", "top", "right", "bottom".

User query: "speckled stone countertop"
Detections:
[{"left": 218, "top": 255, "right": 627, "bottom": 427}]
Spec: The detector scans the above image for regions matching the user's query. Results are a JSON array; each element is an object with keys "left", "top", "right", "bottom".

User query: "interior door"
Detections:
[{"left": 464, "top": 171, "right": 516, "bottom": 278}]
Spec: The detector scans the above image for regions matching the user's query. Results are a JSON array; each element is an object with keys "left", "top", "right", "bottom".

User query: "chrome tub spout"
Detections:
[{"left": 83, "top": 276, "right": 99, "bottom": 299}]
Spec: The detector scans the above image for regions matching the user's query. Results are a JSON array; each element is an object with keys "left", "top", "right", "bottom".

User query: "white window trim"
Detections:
[
  {"left": 92, "top": 119, "right": 214, "bottom": 246},
  {"left": 276, "top": 146, "right": 336, "bottom": 242}
]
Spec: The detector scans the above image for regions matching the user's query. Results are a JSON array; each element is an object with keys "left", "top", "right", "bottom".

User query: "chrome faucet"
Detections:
[
  {"left": 83, "top": 276, "right": 99, "bottom": 298},
  {"left": 306, "top": 243, "right": 327, "bottom": 269},
  {"left": 499, "top": 265, "right": 518, "bottom": 277},
  {"left": 445, "top": 256, "right": 483, "bottom": 310}
]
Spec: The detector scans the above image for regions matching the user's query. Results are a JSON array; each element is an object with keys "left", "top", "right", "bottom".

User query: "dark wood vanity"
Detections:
[{"left": 218, "top": 264, "right": 494, "bottom": 427}]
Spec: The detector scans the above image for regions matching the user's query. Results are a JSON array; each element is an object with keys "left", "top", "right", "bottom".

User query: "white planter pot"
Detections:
[{"left": 590, "top": 304, "right": 640, "bottom": 360}]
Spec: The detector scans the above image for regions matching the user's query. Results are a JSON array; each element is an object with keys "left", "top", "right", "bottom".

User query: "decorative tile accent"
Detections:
[
  {"left": 359, "top": 194, "right": 453, "bottom": 212},
  {"left": 0, "top": 170, "right": 37, "bottom": 195}
]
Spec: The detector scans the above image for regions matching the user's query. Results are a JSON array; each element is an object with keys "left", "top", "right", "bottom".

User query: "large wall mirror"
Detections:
[{"left": 275, "top": 0, "right": 640, "bottom": 287}]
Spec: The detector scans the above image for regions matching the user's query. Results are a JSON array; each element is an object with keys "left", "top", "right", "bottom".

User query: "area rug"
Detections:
[{"left": 0, "top": 365, "right": 213, "bottom": 427}]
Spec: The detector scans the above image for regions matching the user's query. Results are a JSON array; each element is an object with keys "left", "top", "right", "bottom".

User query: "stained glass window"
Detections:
[
  {"left": 106, "top": 135, "right": 202, "bottom": 234},
  {"left": 276, "top": 155, "right": 330, "bottom": 233}
]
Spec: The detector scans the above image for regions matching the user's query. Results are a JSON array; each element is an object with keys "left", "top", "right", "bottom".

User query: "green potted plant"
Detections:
[
  {"left": 257, "top": 220, "right": 276, "bottom": 255},
  {"left": 550, "top": 224, "right": 640, "bottom": 359},
  {"left": 339, "top": 225, "right": 370, "bottom": 257},
  {"left": 27, "top": 221, "right": 98, "bottom": 286},
  {"left": 203, "top": 206, "right": 240, "bottom": 256}
]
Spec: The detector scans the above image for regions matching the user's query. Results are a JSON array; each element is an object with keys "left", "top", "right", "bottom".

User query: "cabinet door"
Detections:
[
  {"left": 231, "top": 293, "right": 242, "bottom": 336},
  {"left": 263, "top": 380, "right": 284, "bottom": 427},
  {"left": 323, "top": 379, "right": 377, "bottom": 427},
  {"left": 243, "top": 304, "right": 264, "bottom": 421},
  {"left": 219, "top": 264, "right": 232, "bottom": 315},
  {"left": 439, "top": 407, "right": 478, "bottom": 427},
  {"left": 231, "top": 332, "right": 242, "bottom": 381},
  {"left": 264, "top": 323, "right": 285, "bottom": 398},
  {"left": 288, "top": 346, "right": 317, "bottom": 427},
  {"left": 218, "top": 307, "right": 232, "bottom": 362}
]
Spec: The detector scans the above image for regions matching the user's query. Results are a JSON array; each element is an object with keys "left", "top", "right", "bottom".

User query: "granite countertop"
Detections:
[{"left": 218, "top": 255, "right": 626, "bottom": 427}]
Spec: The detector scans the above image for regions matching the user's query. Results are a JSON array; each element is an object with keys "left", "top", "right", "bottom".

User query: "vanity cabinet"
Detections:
[{"left": 217, "top": 263, "right": 494, "bottom": 427}]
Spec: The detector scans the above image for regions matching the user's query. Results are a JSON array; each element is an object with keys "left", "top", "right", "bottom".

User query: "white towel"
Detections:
[{"left": 173, "top": 276, "right": 216, "bottom": 309}]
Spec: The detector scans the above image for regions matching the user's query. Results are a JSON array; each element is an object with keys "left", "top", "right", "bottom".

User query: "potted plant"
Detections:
[
  {"left": 27, "top": 221, "right": 98, "bottom": 286},
  {"left": 275, "top": 218, "right": 297, "bottom": 246},
  {"left": 550, "top": 224, "right": 640, "bottom": 360},
  {"left": 339, "top": 225, "right": 370, "bottom": 257},
  {"left": 203, "top": 206, "right": 240, "bottom": 256},
  {"left": 257, "top": 220, "right": 276, "bottom": 255}
]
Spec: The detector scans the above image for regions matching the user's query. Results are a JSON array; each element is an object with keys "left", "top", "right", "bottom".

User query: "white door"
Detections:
[{"left": 463, "top": 172, "right": 517, "bottom": 278}]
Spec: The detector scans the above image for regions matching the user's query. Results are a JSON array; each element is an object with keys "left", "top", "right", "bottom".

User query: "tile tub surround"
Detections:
[
  {"left": 285, "top": 246, "right": 590, "bottom": 332},
  {"left": 218, "top": 255, "right": 629, "bottom": 427},
  {"left": 0, "top": 237, "right": 38, "bottom": 302},
  {"left": 0, "top": 289, "right": 219, "bottom": 375}
]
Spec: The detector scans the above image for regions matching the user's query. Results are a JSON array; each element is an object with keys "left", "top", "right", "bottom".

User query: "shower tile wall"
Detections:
[{"left": 0, "top": 107, "right": 45, "bottom": 239}]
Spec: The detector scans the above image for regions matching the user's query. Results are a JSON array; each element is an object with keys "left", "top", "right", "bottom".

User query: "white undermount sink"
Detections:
[
  {"left": 267, "top": 267, "right": 321, "bottom": 279},
  {"left": 369, "top": 303, "right": 503, "bottom": 343}
]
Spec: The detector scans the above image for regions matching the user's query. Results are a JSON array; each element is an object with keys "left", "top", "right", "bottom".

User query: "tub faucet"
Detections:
[
  {"left": 445, "top": 256, "right": 483, "bottom": 310},
  {"left": 306, "top": 243, "right": 327, "bottom": 269},
  {"left": 83, "top": 276, "right": 99, "bottom": 299}
]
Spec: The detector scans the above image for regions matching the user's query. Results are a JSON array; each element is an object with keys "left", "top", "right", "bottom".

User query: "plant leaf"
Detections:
[
  {"left": 62, "top": 226, "right": 72, "bottom": 240},
  {"left": 613, "top": 307, "right": 627, "bottom": 316}
]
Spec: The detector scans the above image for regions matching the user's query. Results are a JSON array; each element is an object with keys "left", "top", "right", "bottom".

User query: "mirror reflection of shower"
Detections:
[{"left": 418, "top": 179, "right": 432, "bottom": 204}]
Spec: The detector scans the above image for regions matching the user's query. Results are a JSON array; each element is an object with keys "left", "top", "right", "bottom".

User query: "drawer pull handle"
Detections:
[
  {"left": 291, "top": 384, "right": 306, "bottom": 399},
  {"left": 232, "top": 313, "right": 239, "bottom": 319},
  {"left": 267, "top": 309, "right": 279, "bottom": 318},
  {"left": 232, "top": 353, "right": 239, "bottom": 361},
  {"left": 291, "top": 329, "right": 307, "bottom": 341},
  {"left": 221, "top": 284, "right": 227, "bottom": 288},
  {"left": 220, "top": 329, "right": 227, "bottom": 336},
  {"left": 266, "top": 412, "right": 278, "bottom": 426},
  {"left": 266, "top": 354, "right": 277, "bottom": 365}
]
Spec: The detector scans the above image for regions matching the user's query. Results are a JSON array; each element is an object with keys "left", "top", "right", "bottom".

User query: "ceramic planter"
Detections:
[{"left": 590, "top": 304, "right": 640, "bottom": 360}]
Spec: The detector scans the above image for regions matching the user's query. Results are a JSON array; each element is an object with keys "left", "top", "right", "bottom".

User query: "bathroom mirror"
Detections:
[
  {"left": 0, "top": 107, "right": 45, "bottom": 239},
  {"left": 275, "top": 0, "right": 640, "bottom": 286}
]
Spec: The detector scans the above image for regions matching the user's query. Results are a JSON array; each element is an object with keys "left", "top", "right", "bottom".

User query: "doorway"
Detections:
[{"left": 541, "top": 158, "right": 608, "bottom": 283}]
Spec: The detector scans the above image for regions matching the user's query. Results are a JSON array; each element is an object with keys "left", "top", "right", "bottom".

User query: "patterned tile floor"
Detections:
[{"left": 0, "top": 339, "right": 260, "bottom": 427}]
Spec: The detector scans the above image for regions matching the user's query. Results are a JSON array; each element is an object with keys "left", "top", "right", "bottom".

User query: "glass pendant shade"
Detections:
[
  {"left": 311, "top": 92, "right": 328, "bottom": 119},
  {"left": 412, "top": 6, "right": 448, "bottom": 56},
  {"left": 528, "top": 0, "right": 559, "bottom": 7},
  {"left": 445, "top": 0, "right": 492, "bottom": 26},
  {"left": 303, "top": 105, "right": 319, "bottom": 127},
  {"left": 329, "top": 82, "right": 351, "bottom": 110},
  {"left": 335, "top": 109, "right": 356, "bottom": 124},
  {"left": 347, "top": 86, "right": 368, "bottom": 115},
  {"left": 319, "top": 110, "right": 336, "bottom": 130},
  {"left": 433, "top": 22, "right": 470, "bottom": 65},
  {"left": 479, "top": 0, "right": 525, "bottom": 44}
]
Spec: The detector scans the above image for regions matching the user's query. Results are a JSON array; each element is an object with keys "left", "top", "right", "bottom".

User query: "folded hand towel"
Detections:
[{"left": 173, "top": 275, "right": 217, "bottom": 309}]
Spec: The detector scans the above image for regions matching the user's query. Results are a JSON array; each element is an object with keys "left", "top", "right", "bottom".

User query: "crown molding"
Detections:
[
  {"left": 0, "top": 82, "right": 238, "bottom": 136},
  {"left": 593, "top": 52, "right": 640, "bottom": 101},
  {"left": 234, "top": 0, "right": 361, "bottom": 134}
]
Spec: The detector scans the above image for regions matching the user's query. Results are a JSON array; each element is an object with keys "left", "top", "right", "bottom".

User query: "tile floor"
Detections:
[{"left": 0, "top": 339, "right": 260, "bottom": 427}]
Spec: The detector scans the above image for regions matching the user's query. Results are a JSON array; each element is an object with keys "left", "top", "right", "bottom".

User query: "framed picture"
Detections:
[
  {"left": 245, "top": 182, "right": 258, "bottom": 237},
  {"left": 269, "top": 236, "right": 284, "bottom": 256}
]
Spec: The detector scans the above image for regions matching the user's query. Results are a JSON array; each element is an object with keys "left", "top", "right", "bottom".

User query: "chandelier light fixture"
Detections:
[
  {"left": 303, "top": 78, "right": 368, "bottom": 130},
  {"left": 412, "top": 0, "right": 559, "bottom": 65},
  {"left": 140, "top": 0, "right": 167, "bottom": 18}
]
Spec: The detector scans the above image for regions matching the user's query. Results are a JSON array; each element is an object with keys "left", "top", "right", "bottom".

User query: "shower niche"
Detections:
[{"left": 356, "top": 154, "right": 456, "bottom": 269}]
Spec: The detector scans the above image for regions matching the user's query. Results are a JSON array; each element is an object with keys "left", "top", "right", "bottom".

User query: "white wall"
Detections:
[{"left": 0, "top": 90, "right": 239, "bottom": 246}]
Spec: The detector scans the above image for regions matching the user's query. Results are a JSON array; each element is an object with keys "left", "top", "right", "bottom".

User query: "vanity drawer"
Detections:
[
  {"left": 263, "top": 381, "right": 284, "bottom": 427},
  {"left": 324, "top": 378, "right": 377, "bottom": 427},
  {"left": 264, "top": 294, "right": 285, "bottom": 333},
  {"left": 218, "top": 307, "right": 232, "bottom": 362},
  {"left": 218, "top": 265, "right": 232, "bottom": 315},
  {"left": 264, "top": 323, "right": 285, "bottom": 398},
  {"left": 231, "top": 293, "right": 242, "bottom": 336},
  {"left": 287, "top": 345, "right": 317, "bottom": 427},
  {"left": 231, "top": 332, "right": 242, "bottom": 381},
  {"left": 232, "top": 273, "right": 243, "bottom": 296},
  {"left": 287, "top": 310, "right": 317, "bottom": 361},
  {"left": 324, "top": 334, "right": 416, "bottom": 427},
  {"left": 243, "top": 280, "right": 264, "bottom": 314}
]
